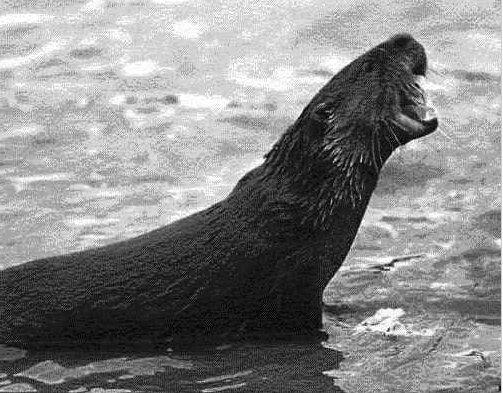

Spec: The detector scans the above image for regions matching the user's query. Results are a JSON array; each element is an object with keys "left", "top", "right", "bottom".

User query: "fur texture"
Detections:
[{"left": 0, "top": 34, "right": 437, "bottom": 348}]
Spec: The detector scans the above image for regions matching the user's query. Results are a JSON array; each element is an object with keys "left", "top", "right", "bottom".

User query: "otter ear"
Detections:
[
  {"left": 312, "top": 102, "right": 334, "bottom": 123},
  {"left": 305, "top": 102, "right": 335, "bottom": 137}
]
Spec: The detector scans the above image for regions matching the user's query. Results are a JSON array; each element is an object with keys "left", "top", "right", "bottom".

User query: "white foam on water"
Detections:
[
  {"left": 0, "top": 125, "right": 43, "bottom": 141},
  {"left": 104, "top": 28, "right": 132, "bottom": 44},
  {"left": 151, "top": 0, "right": 191, "bottom": 3},
  {"left": 75, "top": 96, "right": 90, "bottom": 108},
  {"left": 370, "top": 222, "right": 399, "bottom": 239},
  {"left": 240, "top": 30, "right": 257, "bottom": 41},
  {"left": 68, "top": 183, "right": 93, "bottom": 191},
  {"left": 0, "top": 383, "right": 36, "bottom": 392},
  {"left": 425, "top": 80, "right": 451, "bottom": 92},
  {"left": 354, "top": 308, "right": 436, "bottom": 337},
  {"left": 0, "top": 40, "right": 68, "bottom": 70},
  {"left": 172, "top": 20, "right": 206, "bottom": 40},
  {"left": 85, "top": 189, "right": 124, "bottom": 200},
  {"left": 79, "top": 36, "right": 97, "bottom": 46},
  {"left": 320, "top": 55, "right": 352, "bottom": 73},
  {"left": 118, "top": 375, "right": 135, "bottom": 380},
  {"left": 116, "top": 15, "right": 136, "bottom": 26},
  {"left": 80, "top": 63, "right": 109, "bottom": 72},
  {"left": 16, "top": 357, "right": 191, "bottom": 385},
  {"left": 158, "top": 107, "right": 176, "bottom": 118},
  {"left": 77, "top": 234, "right": 113, "bottom": 248},
  {"left": 201, "top": 383, "right": 247, "bottom": 393},
  {"left": 193, "top": 112, "right": 207, "bottom": 120},
  {"left": 64, "top": 216, "right": 120, "bottom": 228},
  {"left": 430, "top": 282, "right": 457, "bottom": 289},
  {"left": 109, "top": 94, "right": 127, "bottom": 106},
  {"left": 124, "top": 107, "right": 175, "bottom": 128},
  {"left": 205, "top": 175, "right": 223, "bottom": 183},
  {"left": 8, "top": 173, "right": 73, "bottom": 192},
  {"left": 179, "top": 93, "right": 229, "bottom": 110},
  {"left": 124, "top": 108, "right": 141, "bottom": 122},
  {"left": 87, "top": 125, "right": 103, "bottom": 135},
  {"left": 121, "top": 60, "right": 160, "bottom": 77},
  {"left": 197, "top": 370, "right": 253, "bottom": 384},
  {"left": 355, "top": 308, "right": 406, "bottom": 333},
  {"left": 0, "top": 13, "right": 54, "bottom": 27},
  {"left": 80, "top": 0, "right": 106, "bottom": 13},
  {"left": 229, "top": 64, "right": 326, "bottom": 92}
]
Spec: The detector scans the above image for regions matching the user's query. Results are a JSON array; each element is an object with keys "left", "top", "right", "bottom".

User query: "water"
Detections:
[
  {"left": 0, "top": 0, "right": 500, "bottom": 391},
  {"left": 0, "top": 343, "right": 344, "bottom": 392}
]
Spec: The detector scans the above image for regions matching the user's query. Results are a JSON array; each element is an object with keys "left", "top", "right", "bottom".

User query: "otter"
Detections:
[{"left": 0, "top": 34, "right": 437, "bottom": 349}]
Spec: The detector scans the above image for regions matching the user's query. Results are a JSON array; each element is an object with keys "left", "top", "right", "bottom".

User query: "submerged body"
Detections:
[{"left": 0, "top": 34, "right": 437, "bottom": 348}]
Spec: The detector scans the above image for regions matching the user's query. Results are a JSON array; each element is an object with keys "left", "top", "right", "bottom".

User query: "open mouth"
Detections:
[
  {"left": 403, "top": 75, "right": 437, "bottom": 122},
  {"left": 396, "top": 75, "right": 438, "bottom": 140}
]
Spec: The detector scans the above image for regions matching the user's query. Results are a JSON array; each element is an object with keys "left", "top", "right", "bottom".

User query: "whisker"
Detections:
[
  {"left": 388, "top": 123, "right": 403, "bottom": 145},
  {"left": 371, "top": 130, "right": 379, "bottom": 172},
  {"left": 427, "top": 67, "right": 443, "bottom": 77},
  {"left": 421, "top": 116, "right": 465, "bottom": 149},
  {"left": 383, "top": 131, "right": 395, "bottom": 151},
  {"left": 437, "top": 127, "right": 454, "bottom": 140},
  {"left": 438, "top": 121, "right": 455, "bottom": 133},
  {"left": 436, "top": 126, "right": 468, "bottom": 151},
  {"left": 376, "top": 130, "right": 383, "bottom": 168}
]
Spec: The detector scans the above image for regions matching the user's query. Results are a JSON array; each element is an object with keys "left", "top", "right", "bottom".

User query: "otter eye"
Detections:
[{"left": 412, "top": 61, "right": 427, "bottom": 76}]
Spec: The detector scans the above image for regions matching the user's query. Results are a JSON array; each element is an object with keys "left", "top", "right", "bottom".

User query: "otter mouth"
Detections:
[{"left": 396, "top": 74, "right": 438, "bottom": 140}]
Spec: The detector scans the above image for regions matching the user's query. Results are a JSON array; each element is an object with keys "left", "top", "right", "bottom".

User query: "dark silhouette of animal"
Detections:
[{"left": 0, "top": 34, "right": 438, "bottom": 348}]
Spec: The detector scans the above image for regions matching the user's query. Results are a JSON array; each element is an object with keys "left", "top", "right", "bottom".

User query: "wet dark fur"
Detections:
[{"left": 0, "top": 34, "right": 436, "bottom": 348}]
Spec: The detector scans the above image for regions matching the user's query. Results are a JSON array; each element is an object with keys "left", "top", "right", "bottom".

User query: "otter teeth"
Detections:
[
  {"left": 414, "top": 75, "right": 426, "bottom": 86},
  {"left": 419, "top": 92, "right": 437, "bottom": 121},
  {"left": 414, "top": 75, "right": 437, "bottom": 121},
  {"left": 422, "top": 103, "right": 437, "bottom": 121}
]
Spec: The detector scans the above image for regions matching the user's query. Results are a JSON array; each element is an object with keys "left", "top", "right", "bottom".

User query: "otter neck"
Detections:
[{"left": 262, "top": 124, "right": 395, "bottom": 230}]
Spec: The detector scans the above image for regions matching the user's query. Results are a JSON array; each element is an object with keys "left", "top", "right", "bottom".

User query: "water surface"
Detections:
[{"left": 0, "top": 0, "right": 500, "bottom": 391}]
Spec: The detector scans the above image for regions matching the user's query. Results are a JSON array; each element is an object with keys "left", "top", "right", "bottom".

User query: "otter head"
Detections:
[
  {"left": 263, "top": 34, "right": 438, "bottom": 226},
  {"left": 306, "top": 33, "right": 438, "bottom": 168},
  {"left": 379, "top": 33, "right": 438, "bottom": 143}
]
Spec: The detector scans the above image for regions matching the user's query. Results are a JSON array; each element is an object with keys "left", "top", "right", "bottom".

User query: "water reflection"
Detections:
[{"left": 0, "top": 342, "right": 343, "bottom": 392}]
